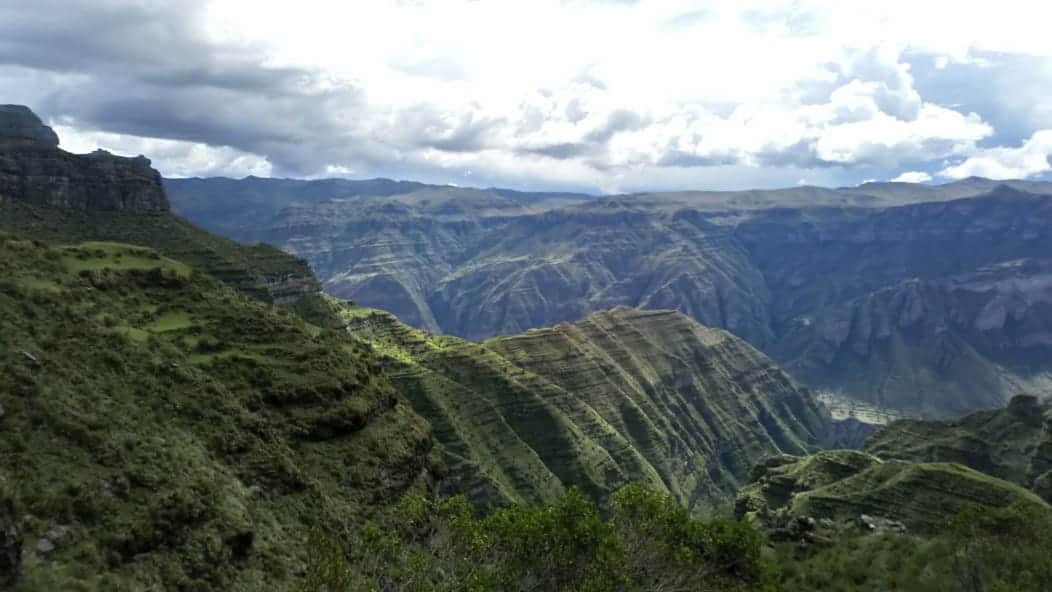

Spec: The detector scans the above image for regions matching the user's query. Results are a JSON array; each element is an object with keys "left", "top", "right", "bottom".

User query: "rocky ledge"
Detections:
[{"left": 0, "top": 105, "right": 168, "bottom": 212}]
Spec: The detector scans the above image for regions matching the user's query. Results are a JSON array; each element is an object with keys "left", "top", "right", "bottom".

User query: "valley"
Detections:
[
  {"left": 2, "top": 105, "right": 1051, "bottom": 591},
  {"left": 167, "top": 174, "right": 1052, "bottom": 420}
]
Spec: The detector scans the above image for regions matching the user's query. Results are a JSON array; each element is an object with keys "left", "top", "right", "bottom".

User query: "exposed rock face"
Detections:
[
  {"left": 338, "top": 305, "right": 830, "bottom": 513},
  {"left": 0, "top": 105, "right": 59, "bottom": 147},
  {"left": 0, "top": 105, "right": 167, "bottom": 212},
  {"left": 0, "top": 106, "right": 321, "bottom": 303}
]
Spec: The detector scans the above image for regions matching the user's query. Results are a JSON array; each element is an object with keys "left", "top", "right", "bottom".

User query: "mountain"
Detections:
[
  {"left": 164, "top": 176, "right": 593, "bottom": 239},
  {"left": 169, "top": 173, "right": 1052, "bottom": 419},
  {"left": 0, "top": 106, "right": 837, "bottom": 588},
  {"left": 0, "top": 107, "right": 317, "bottom": 304},
  {"left": 318, "top": 304, "right": 830, "bottom": 513}
]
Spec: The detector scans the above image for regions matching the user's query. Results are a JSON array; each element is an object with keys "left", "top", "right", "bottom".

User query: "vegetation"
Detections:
[
  {"left": 0, "top": 234, "right": 432, "bottom": 590},
  {"left": 738, "top": 450, "right": 1051, "bottom": 534},
  {"left": 300, "top": 484, "right": 771, "bottom": 592},
  {"left": 0, "top": 203, "right": 316, "bottom": 302},
  {"left": 295, "top": 486, "right": 1052, "bottom": 592},
  {"left": 327, "top": 303, "right": 828, "bottom": 514},
  {"left": 866, "top": 394, "right": 1052, "bottom": 503},
  {"left": 769, "top": 504, "right": 1052, "bottom": 592}
]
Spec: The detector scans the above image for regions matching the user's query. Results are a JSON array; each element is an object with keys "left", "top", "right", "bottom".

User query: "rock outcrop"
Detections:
[
  {"left": 0, "top": 106, "right": 168, "bottom": 212},
  {"left": 0, "top": 105, "right": 59, "bottom": 148},
  {"left": 0, "top": 106, "right": 321, "bottom": 303}
]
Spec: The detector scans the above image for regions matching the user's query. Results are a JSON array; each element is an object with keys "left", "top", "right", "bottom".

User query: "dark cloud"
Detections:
[
  {"left": 0, "top": 0, "right": 381, "bottom": 176},
  {"left": 0, "top": 0, "right": 1023, "bottom": 192},
  {"left": 656, "top": 150, "right": 737, "bottom": 167},
  {"left": 584, "top": 109, "right": 646, "bottom": 143},
  {"left": 528, "top": 142, "right": 592, "bottom": 159}
]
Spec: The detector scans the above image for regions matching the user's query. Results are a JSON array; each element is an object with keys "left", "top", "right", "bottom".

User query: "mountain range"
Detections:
[
  {"left": 166, "top": 172, "right": 1052, "bottom": 420},
  {"left": 4, "top": 104, "right": 1052, "bottom": 590}
]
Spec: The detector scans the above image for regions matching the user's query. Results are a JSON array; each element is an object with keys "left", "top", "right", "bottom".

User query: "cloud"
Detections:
[
  {"left": 890, "top": 171, "right": 932, "bottom": 183},
  {"left": 1, "top": 0, "right": 1051, "bottom": 191},
  {"left": 939, "top": 130, "right": 1052, "bottom": 180}
]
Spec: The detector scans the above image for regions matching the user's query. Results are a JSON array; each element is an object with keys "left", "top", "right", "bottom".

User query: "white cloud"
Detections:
[
  {"left": 54, "top": 125, "right": 273, "bottom": 178},
  {"left": 890, "top": 171, "right": 932, "bottom": 183},
  {"left": 6, "top": 0, "right": 1052, "bottom": 189},
  {"left": 939, "top": 130, "right": 1052, "bottom": 180}
]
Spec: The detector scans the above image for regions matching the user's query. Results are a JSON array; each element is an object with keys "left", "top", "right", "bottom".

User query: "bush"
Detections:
[{"left": 298, "top": 485, "right": 771, "bottom": 592}]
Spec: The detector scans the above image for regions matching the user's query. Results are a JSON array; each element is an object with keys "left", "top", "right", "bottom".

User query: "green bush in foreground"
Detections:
[
  {"left": 301, "top": 484, "right": 770, "bottom": 592},
  {"left": 300, "top": 488, "right": 1052, "bottom": 592},
  {"left": 770, "top": 504, "right": 1052, "bottom": 592}
]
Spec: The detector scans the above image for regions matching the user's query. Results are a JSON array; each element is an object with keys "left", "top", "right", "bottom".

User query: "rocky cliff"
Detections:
[
  {"left": 0, "top": 105, "right": 167, "bottom": 212},
  {"left": 0, "top": 106, "right": 319, "bottom": 303}
]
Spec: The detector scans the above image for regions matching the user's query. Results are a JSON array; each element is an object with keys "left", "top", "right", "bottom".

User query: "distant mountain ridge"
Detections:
[{"left": 169, "top": 174, "right": 1052, "bottom": 419}]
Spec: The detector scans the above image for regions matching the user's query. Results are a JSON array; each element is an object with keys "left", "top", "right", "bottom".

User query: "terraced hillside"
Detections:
[
  {"left": 736, "top": 448, "right": 1052, "bottom": 591},
  {"left": 0, "top": 236, "right": 434, "bottom": 590},
  {"left": 331, "top": 304, "right": 830, "bottom": 513}
]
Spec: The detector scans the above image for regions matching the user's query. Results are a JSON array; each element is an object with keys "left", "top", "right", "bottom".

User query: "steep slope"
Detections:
[
  {"left": 330, "top": 304, "right": 829, "bottom": 513},
  {"left": 431, "top": 205, "right": 773, "bottom": 344},
  {"left": 743, "top": 188, "right": 1052, "bottom": 416},
  {"left": 865, "top": 394, "right": 1052, "bottom": 502},
  {"left": 0, "top": 236, "right": 434, "bottom": 590}
]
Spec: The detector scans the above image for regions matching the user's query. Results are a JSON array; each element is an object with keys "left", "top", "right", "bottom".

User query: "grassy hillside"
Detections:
[
  {"left": 0, "top": 203, "right": 318, "bottom": 303},
  {"left": 735, "top": 449, "right": 1052, "bottom": 591},
  {"left": 865, "top": 394, "right": 1052, "bottom": 502},
  {"left": 0, "top": 234, "right": 433, "bottom": 590},
  {"left": 322, "top": 302, "right": 829, "bottom": 514},
  {"left": 737, "top": 450, "right": 1050, "bottom": 533}
]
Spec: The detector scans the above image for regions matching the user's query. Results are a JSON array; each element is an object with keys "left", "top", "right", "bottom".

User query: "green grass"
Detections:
[
  {"left": 0, "top": 204, "right": 317, "bottom": 302},
  {"left": 0, "top": 234, "right": 434, "bottom": 590}
]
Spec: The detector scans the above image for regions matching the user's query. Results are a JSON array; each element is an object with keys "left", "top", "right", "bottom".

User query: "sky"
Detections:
[{"left": 3, "top": 0, "right": 1052, "bottom": 193}]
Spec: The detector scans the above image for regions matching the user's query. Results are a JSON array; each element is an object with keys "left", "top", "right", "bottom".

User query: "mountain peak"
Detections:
[{"left": 0, "top": 104, "right": 60, "bottom": 148}]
